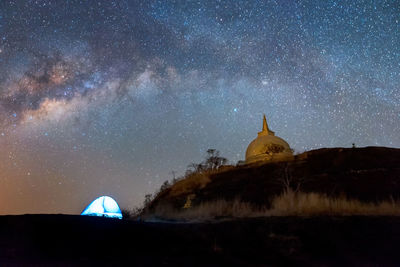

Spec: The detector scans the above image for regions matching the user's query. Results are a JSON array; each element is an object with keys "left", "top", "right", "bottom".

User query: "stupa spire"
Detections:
[
  {"left": 258, "top": 114, "right": 275, "bottom": 136},
  {"left": 262, "top": 114, "right": 268, "bottom": 131}
]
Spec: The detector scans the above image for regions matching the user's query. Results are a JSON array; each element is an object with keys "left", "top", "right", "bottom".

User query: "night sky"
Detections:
[{"left": 0, "top": 0, "right": 399, "bottom": 214}]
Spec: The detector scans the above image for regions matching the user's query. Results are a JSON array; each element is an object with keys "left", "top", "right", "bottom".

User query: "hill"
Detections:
[
  {"left": 145, "top": 147, "right": 400, "bottom": 219},
  {"left": 2, "top": 146, "right": 400, "bottom": 265}
]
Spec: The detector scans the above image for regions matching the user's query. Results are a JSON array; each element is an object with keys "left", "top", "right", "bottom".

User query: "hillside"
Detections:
[
  {"left": 146, "top": 147, "right": 400, "bottom": 219},
  {"left": 2, "top": 147, "right": 400, "bottom": 265}
]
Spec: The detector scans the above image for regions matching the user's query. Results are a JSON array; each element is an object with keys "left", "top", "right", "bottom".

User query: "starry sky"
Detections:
[{"left": 0, "top": 0, "right": 399, "bottom": 215}]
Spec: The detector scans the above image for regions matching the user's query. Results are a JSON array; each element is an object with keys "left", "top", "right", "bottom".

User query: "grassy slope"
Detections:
[{"left": 148, "top": 147, "right": 400, "bottom": 214}]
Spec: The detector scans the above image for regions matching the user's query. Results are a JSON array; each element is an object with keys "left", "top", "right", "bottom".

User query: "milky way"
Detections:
[{"left": 0, "top": 0, "right": 399, "bottom": 214}]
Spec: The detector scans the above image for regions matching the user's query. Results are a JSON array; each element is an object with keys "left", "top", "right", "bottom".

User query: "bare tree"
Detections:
[
  {"left": 276, "top": 163, "right": 303, "bottom": 193},
  {"left": 204, "top": 149, "right": 228, "bottom": 170},
  {"left": 186, "top": 163, "right": 206, "bottom": 175},
  {"left": 160, "top": 180, "right": 170, "bottom": 191}
]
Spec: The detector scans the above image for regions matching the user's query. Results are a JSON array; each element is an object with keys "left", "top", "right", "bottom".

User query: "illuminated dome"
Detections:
[
  {"left": 81, "top": 196, "right": 122, "bottom": 219},
  {"left": 245, "top": 115, "right": 293, "bottom": 164}
]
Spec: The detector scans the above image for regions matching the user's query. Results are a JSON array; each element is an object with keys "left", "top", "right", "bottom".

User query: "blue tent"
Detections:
[{"left": 81, "top": 196, "right": 123, "bottom": 219}]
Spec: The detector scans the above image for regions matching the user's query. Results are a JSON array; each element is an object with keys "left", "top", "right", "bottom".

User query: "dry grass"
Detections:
[
  {"left": 165, "top": 166, "right": 236, "bottom": 198},
  {"left": 145, "top": 199, "right": 257, "bottom": 221},
  {"left": 270, "top": 189, "right": 400, "bottom": 216},
  {"left": 166, "top": 171, "right": 228, "bottom": 196},
  {"left": 168, "top": 171, "right": 212, "bottom": 197},
  {"left": 147, "top": 190, "right": 400, "bottom": 221}
]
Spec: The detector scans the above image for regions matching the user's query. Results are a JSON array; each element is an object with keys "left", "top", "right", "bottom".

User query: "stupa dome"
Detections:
[{"left": 245, "top": 115, "right": 293, "bottom": 164}]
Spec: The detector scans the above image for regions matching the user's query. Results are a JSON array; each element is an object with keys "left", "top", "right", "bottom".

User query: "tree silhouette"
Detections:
[
  {"left": 160, "top": 180, "right": 170, "bottom": 191},
  {"left": 186, "top": 149, "right": 228, "bottom": 174},
  {"left": 265, "top": 143, "right": 285, "bottom": 154},
  {"left": 204, "top": 149, "right": 228, "bottom": 170}
]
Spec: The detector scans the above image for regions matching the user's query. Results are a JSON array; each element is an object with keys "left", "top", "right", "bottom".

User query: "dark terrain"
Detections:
[
  {"left": 2, "top": 147, "right": 400, "bottom": 265},
  {"left": 1, "top": 214, "right": 400, "bottom": 266},
  {"left": 149, "top": 147, "right": 400, "bottom": 212}
]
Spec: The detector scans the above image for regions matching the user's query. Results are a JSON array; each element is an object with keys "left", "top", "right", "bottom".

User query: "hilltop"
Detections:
[{"left": 145, "top": 146, "right": 400, "bottom": 220}]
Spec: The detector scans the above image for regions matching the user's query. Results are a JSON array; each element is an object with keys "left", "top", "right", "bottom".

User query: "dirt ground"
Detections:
[{"left": 1, "top": 214, "right": 399, "bottom": 266}]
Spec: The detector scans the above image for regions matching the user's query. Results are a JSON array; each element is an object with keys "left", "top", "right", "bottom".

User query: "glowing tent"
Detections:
[{"left": 81, "top": 196, "right": 123, "bottom": 219}]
